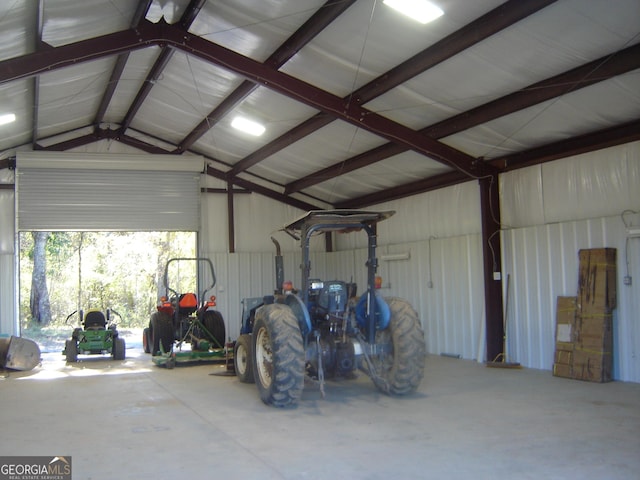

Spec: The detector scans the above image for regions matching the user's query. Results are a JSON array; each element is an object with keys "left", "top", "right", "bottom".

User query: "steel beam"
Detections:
[
  {"left": 165, "top": 26, "right": 487, "bottom": 177},
  {"left": 287, "top": 42, "right": 640, "bottom": 194},
  {"left": 176, "top": 0, "right": 357, "bottom": 152}
]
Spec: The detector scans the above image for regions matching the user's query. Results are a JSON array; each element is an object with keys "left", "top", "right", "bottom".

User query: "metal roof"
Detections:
[{"left": 1, "top": 0, "right": 639, "bottom": 209}]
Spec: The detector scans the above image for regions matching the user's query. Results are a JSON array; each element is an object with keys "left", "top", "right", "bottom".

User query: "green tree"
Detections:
[{"left": 29, "top": 231, "right": 52, "bottom": 324}]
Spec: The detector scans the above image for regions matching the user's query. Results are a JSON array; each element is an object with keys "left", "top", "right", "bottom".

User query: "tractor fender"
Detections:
[
  {"left": 283, "top": 294, "right": 312, "bottom": 338},
  {"left": 355, "top": 292, "right": 391, "bottom": 331}
]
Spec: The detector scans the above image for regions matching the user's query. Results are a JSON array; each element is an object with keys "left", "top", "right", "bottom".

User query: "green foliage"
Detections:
[{"left": 19, "top": 231, "right": 196, "bottom": 329}]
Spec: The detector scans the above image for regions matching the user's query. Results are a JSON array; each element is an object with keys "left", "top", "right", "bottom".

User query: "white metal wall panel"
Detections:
[
  {"left": 501, "top": 141, "right": 640, "bottom": 227},
  {"left": 335, "top": 181, "right": 482, "bottom": 249},
  {"left": 542, "top": 141, "right": 640, "bottom": 224},
  {"left": 501, "top": 216, "right": 640, "bottom": 382},
  {"left": 0, "top": 168, "right": 16, "bottom": 334},
  {"left": 203, "top": 236, "right": 487, "bottom": 363},
  {"left": 499, "top": 141, "right": 640, "bottom": 382},
  {"left": 0, "top": 254, "right": 16, "bottom": 336},
  {"left": 0, "top": 178, "right": 14, "bottom": 253}
]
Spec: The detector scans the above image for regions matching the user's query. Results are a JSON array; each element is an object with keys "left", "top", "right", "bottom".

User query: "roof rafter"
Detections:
[
  {"left": 32, "top": 126, "right": 324, "bottom": 210},
  {"left": 149, "top": 24, "right": 490, "bottom": 177},
  {"left": 119, "top": 0, "right": 206, "bottom": 132},
  {"left": 228, "top": 0, "right": 556, "bottom": 178},
  {"left": 287, "top": 42, "right": 640, "bottom": 194},
  {"left": 175, "top": 0, "right": 357, "bottom": 153},
  {"left": 31, "top": 0, "right": 46, "bottom": 148},
  {"left": 93, "top": 0, "right": 153, "bottom": 129},
  {"left": 335, "top": 120, "right": 640, "bottom": 208}
]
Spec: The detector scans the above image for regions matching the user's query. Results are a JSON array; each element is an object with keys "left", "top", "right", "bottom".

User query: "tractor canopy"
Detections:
[{"left": 282, "top": 209, "right": 395, "bottom": 240}]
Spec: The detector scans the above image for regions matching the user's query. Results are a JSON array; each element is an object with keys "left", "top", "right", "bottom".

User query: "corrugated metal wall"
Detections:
[
  {"left": 501, "top": 217, "right": 640, "bottom": 381},
  {"left": 500, "top": 141, "right": 640, "bottom": 382},
  {"left": 1, "top": 140, "right": 638, "bottom": 383},
  {"left": 203, "top": 234, "right": 487, "bottom": 362},
  {"left": 0, "top": 167, "right": 16, "bottom": 336}
]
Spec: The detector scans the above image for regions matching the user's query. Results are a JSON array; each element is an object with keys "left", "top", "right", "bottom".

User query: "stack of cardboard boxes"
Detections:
[{"left": 553, "top": 248, "right": 617, "bottom": 382}]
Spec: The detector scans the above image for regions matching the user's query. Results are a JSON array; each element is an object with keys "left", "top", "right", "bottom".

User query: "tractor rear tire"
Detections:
[
  {"left": 234, "top": 334, "right": 254, "bottom": 383},
  {"left": 113, "top": 337, "right": 126, "bottom": 360},
  {"left": 252, "top": 304, "right": 304, "bottom": 407},
  {"left": 142, "top": 327, "right": 151, "bottom": 354},
  {"left": 202, "top": 310, "right": 226, "bottom": 348},
  {"left": 65, "top": 339, "right": 78, "bottom": 363},
  {"left": 365, "top": 297, "right": 425, "bottom": 395},
  {"left": 151, "top": 311, "right": 173, "bottom": 355}
]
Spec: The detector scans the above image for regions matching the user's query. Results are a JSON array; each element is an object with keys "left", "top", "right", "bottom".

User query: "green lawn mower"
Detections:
[{"left": 63, "top": 309, "right": 126, "bottom": 362}]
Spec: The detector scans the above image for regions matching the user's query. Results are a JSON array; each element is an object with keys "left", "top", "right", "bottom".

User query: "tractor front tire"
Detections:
[
  {"left": 252, "top": 304, "right": 304, "bottom": 407},
  {"left": 150, "top": 311, "right": 173, "bottom": 355},
  {"left": 365, "top": 297, "right": 425, "bottom": 395},
  {"left": 65, "top": 339, "right": 78, "bottom": 363},
  {"left": 113, "top": 337, "right": 126, "bottom": 360},
  {"left": 202, "top": 310, "right": 226, "bottom": 348},
  {"left": 234, "top": 334, "right": 254, "bottom": 383}
]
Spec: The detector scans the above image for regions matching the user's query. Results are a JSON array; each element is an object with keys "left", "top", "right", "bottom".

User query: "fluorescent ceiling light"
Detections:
[
  {"left": 0, "top": 113, "right": 16, "bottom": 126},
  {"left": 231, "top": 116, "right": 265, "bottom": 136},
  {"left": 383, "top": 0, "right": 443, "bottom": 24}
]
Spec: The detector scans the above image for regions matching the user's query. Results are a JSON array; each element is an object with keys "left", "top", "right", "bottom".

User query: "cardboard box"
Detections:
[
  {"left": 554, "top": 349, "right": 572, "bottom": 365},
  {"left": 572, "top": 349, "right": 612, "bottom": 383},
  {"left": 574, "top": 314, "right": 613, "bottom": 352},
  {"left": 553, "top": 363, "right": 572, "bottom": 379},
  {"left": 553, "top": 296, "right": 576, "bottom": 379},
  {"left": 554, "top": 296, "right": 576, "bottom": 352},
  {"left": 577, "top": 248, "right": 617, "bottom": 314}
]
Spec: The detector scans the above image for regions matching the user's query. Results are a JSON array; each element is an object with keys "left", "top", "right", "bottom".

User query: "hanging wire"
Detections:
[
  {"left": 479, "top": 30, "right": 640, "bottom": 160},
  {"left": 328, "top": 0, "right": 379, "bottom": 204}
]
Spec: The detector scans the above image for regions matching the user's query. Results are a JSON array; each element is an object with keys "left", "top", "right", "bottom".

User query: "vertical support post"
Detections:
[
  {"left": 227, "top": 181, "right": 235, "bottom": 253},
  {"left": 479, "top": 174, "right": 504, "bottom": 362},
  {"left": 324, "top": 231, "right": 333, "bottom": 252}
]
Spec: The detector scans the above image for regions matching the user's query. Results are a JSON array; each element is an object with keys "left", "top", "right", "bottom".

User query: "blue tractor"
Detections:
[{"left": 234, "top": 210, "right": 425, "bottom": 407}]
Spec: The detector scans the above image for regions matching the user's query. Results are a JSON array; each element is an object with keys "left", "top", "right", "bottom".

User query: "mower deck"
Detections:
[{"left": 151, "top": 347, "right": 230, "bottom": 369}]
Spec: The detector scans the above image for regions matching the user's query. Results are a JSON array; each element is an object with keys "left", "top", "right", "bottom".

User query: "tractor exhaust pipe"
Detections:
[{"left": 271, "top": 237, "right": 285, "bottom": 295}]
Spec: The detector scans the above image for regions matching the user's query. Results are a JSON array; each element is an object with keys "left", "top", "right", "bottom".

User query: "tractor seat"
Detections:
[
  {"left": 178, "top": 293, "right": 198, "bottom": 315},
  {"left": 84, "top": 310, "right": 107, "bottom": 329}
]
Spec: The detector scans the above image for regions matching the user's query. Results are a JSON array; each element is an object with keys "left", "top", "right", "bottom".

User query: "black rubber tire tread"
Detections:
[
  {"left": 113, "top": 337, "right": 126, "bottom": 360},
  {"left": 367, "top": 297, "right": 425, "bottom": 395},
  {"left": 65, "top": 339, "right": 78, "bottom": 363},
  {"left": 202, "top": 310, "right": 226, "bottom": 348},
  {"left": 142, "top": 327, "right": 151, "bottom": 354},
  {"left": 252, "top": 304, "right": 305, "bottom": 407},
  {"left": 234, "top": 334, "right": 255, "bottom": 384},
  {"left": 151, "top": 311, "right": 174, "bottom": 355}
]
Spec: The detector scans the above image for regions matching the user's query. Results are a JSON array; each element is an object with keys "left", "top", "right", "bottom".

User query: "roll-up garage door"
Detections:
[{"left": 16, "top": 152, "right": 204, "bottom": 231}]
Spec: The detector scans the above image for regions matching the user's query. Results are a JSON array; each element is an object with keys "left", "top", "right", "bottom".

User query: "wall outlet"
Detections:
[
  {"left": 624, "top": 276, "right": 632, "bottom": 286},
  {"left": 493, "top": 271, "right": 501, "bottom": 281}
]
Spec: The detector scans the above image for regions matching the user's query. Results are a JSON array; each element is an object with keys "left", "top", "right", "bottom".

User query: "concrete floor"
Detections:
[{"left": 1, "top": 341, "right": 639, "bottom": 480}]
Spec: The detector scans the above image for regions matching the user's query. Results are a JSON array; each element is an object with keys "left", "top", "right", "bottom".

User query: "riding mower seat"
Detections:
[{"left": 84, "top": 310, "right": 107, "bottom": 330}]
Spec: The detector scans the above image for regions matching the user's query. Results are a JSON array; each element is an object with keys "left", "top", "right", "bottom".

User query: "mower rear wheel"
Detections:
[
  {"left": 365, "top": 297, "right": 425, "bottom": 395},
  {"left": 151, "top": 311, "right": 173, "bottom": 355},
  {"left": 202, "top": 310, "right": 226, "bottom": 348},
  {"left": 252, "top": 304, "right": 304, "bottom": 407},
  {"left": 65, "top": 339, "right": 78, "bottom": 363},
  {"left": 234, "top": 334, "right": 254, "bottom": 383},
  {"left": 112, "top": 337, "right": 126, "bottom": 360},
  {"left": 142, "top": 327, "right": 151, "bottom": 354}
]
